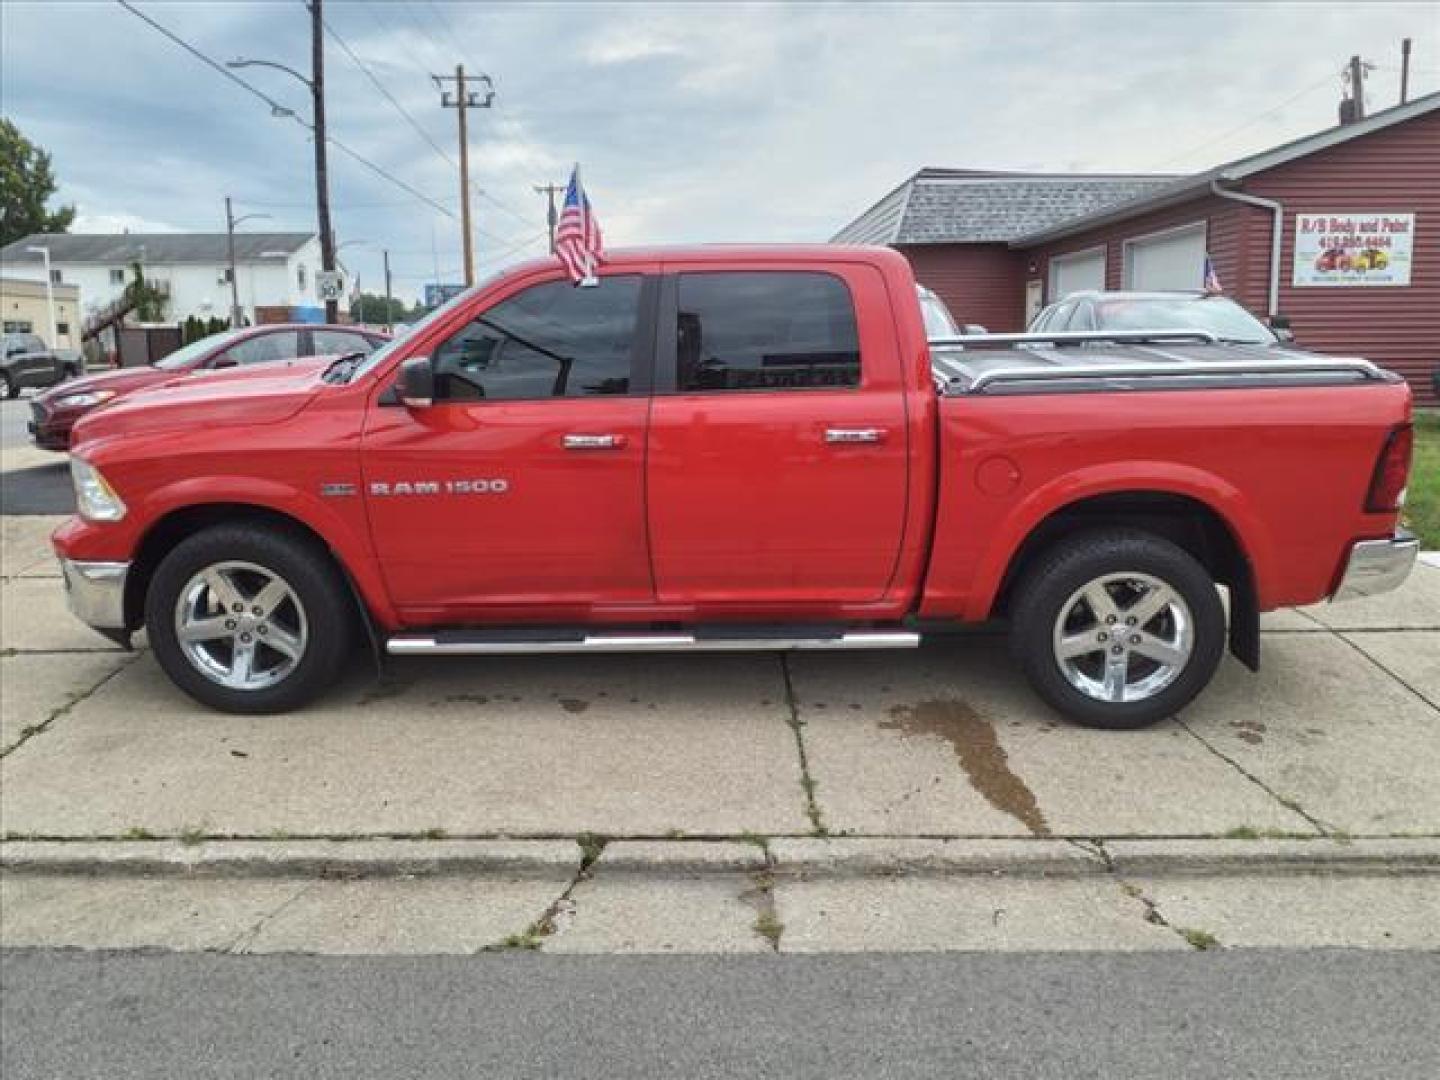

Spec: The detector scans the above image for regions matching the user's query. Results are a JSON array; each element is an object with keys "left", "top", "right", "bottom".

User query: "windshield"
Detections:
[
  {"left": 1092, "top": 296, "right": 1277, "bottom": 344},
  {"left": 917, "top": 289, "right": 960, "bottom": 340},
  {"left": 346, "top": 273, "right": 501, "bottom": 382},
  {"left": 151, "top": 327, "right": 254, "bottom": 370}
]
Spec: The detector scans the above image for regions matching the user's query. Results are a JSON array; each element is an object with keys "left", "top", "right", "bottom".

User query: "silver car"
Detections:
[{"left": 1028, "top": 291, "right": 1285, "bottom": 344}]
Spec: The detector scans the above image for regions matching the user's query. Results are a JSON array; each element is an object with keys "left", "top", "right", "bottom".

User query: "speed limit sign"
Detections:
[{"left": 316, "top": 271, "right": 345, "bottom": 301}]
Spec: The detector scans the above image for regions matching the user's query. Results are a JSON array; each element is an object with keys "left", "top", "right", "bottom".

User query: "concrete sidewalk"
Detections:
[{"left": 2, "top": 514, "right": 1437, "bottom": 954}]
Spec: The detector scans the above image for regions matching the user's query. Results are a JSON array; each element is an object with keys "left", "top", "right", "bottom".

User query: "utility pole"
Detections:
[
  {"left": 1400, "top": 38, "right": 1412, "bottom": 105},
  {"left": 533, "top": 183, "right": 563, "bottom": 253},
  {"left": 383, "top": 249, "right": 393, "bottom": 332},
  {"left": 223, "top": 198, "right": 270, "bottom": 328},
  {"left": 1349, "top": 54, "right": 1367, "bottom": 121},
  {"left": 434, "top": 66, "right": 495, "bottom": 287},
  {"left": 311, "top": 0, "right": 337, "bottom": 321}
]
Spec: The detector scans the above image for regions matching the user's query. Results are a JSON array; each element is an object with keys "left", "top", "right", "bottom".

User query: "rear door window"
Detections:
[
  {"left": 673, "top": 272, "right": 860, "bottom": 392},
  {"left": 311, "top": 329, "right": 380, "bottom": 356},
  {"left": 215, "top": 331, "right": 301, "bottom": 367}
]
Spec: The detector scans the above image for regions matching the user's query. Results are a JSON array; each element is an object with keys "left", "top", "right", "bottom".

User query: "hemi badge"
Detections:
[{"left": 320, "top": 483, "right": 357, "bottom": 498}]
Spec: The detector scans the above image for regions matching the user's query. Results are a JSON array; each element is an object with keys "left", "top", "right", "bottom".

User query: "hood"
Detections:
[
  {"left": 36, "top": 364, "right": 173, "bottom": 405},
  {"left": 71, "top": 360, "right": 330, "bottom": 448}
]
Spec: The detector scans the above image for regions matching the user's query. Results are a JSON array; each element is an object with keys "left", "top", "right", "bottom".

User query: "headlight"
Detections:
[
  {"left": 70, "top": 457, "right": 127, "bottom": 522},
  {"left": 54, "top": 389, "right": 117, "bottom": 410}
]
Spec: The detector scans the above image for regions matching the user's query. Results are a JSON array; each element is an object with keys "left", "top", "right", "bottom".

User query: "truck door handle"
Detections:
[
  {"left": 563, "top": 433, "right": 626, "bottom": 450},
  {"left": 824, "top": 428, "right": 886, "bottom": 444}
]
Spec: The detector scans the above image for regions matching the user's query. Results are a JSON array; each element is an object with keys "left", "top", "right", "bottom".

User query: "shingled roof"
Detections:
[
  {"left": 831, "top": 169, "right": 1178, "bottom": 245},
  {"left": 0, "top": 232, "right": 315, "bottom": 266}
]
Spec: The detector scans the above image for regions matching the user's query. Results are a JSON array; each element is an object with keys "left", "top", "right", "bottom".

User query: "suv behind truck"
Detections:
[{"left": 52, "top": 246, "right": 1417, "bottom": 728}]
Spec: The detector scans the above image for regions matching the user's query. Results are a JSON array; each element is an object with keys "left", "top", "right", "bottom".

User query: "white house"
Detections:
[{"left": 0, "top": 232, "right": 325, "bottom": 327}]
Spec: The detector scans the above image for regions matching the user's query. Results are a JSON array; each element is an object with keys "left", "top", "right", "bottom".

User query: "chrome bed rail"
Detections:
[{"left": 929, "top": 330, "right": 1389, "bottom": 397}]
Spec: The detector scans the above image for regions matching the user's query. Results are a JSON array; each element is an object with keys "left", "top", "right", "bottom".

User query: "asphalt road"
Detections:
[
  {"left": 1, "top": 398, "right": 73, "bottom": 515},
  {"left": 1, "top": 395, "right": 39, "bottom": 451},
  {"left": 4, "top": 949, "right": 1437, "bottom": 1079}
]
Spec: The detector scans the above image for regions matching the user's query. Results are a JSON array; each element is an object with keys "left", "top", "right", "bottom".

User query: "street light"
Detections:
[
  {"left": 224, "top": 198, "right": 272, "bottom": 328},
  {"left": 24, "top": 246, "right": 58, "bottom": 349},
  {"left": 227, "top": 5, "right": 337, "bottom": 322}
]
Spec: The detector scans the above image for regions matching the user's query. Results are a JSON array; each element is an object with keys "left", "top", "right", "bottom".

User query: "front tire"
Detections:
[
  {"left": 145, "top": 524, "right": 352, "bottom": 713},
  {"left": 1009, "top": 529, "right": 1226, "bottom": 729}
]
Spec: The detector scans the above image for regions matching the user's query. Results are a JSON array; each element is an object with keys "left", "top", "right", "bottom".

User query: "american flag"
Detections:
[
  {"left": 1203, "top": 254, "right": 1223, "bottom": 294},
  {"left": 555, "top": 164, "right": 604, "bottom": 286}
]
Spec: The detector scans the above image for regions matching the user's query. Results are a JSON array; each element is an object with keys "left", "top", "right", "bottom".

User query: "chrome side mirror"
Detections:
[{"left": 399, "top": 356, "right": 435, "bottom": 408}]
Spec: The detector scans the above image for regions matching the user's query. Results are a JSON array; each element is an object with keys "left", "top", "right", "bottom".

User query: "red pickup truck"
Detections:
[{"left": 53, "top": 246, "right": 1417, "bottom": 728}]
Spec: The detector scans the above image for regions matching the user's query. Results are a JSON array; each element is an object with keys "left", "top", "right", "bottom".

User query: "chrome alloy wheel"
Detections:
[
  {"left": 173, "top": 561, "right": 308, "bottom": 691},
  {"left": 1051, "top": 572, "right": 1194, "bottom": 704}
]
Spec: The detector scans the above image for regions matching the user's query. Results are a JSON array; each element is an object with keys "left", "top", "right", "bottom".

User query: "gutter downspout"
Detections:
[{"left": 1209, "top": 179, "right": 1283, "bottom": 318}]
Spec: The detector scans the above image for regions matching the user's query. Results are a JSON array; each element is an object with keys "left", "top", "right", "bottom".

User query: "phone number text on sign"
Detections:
[{"left": 1292, "top": 212, "right": 1414, "bottom": 287}]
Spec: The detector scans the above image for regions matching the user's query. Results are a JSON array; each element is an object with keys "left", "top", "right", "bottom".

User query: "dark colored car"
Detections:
[
  {"left": 29, "top": 323, "right": 387, "bottom": 451},
  {"left": 1028, "top": 291, "right": 1283, "bottom": 344},
  {"left": 2, "top": 331, "right": 80, "bottom": 399}
]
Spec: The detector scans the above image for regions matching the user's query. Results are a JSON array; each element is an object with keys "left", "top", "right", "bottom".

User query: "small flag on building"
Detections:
[
  {"left": 555, "top": 164, "right": 604, "bottom": 287},
  {"left": 1203, "top": 254, "right": 1223, "bottom": 294}
]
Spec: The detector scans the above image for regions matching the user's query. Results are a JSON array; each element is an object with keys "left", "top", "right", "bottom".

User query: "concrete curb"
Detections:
[
  {"left": 1103, "top": 838, "right": 1440, "bottom": 877},
  {"left": 0, "top": 839, "right": 582, "bottom": 879},
  {"left": 4, "top": 836, "right": 1437, "bottom": 880}
]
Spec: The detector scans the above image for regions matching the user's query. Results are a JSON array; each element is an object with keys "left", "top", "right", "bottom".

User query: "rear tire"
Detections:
[
  {"left": 1009, "top": 528, "right": 1226, "bottom": 729},
  {"left": 145, "top": 524, "right": 353, "bottom": 714}
]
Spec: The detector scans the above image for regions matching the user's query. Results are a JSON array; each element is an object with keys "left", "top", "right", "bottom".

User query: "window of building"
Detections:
[
  {"left": 220, "top": 267, "right": 234, "bottom": 284},
  {"left": 297, "top": 264, "right": 308, "bottom": 291},
  {"left": 674, "top": 272, "right": 860, "bottom": 392},
  {"left": 109, "top": 268, "right": 126, "bottom": 285},
  {"left": 432, "top": 275, "right": 642, "bottom": 402},
  {"left": 3, "top": 321, "right": 33, "bottom": 334},
  {"left": 212, "top": 330, "right": 301, "bottom": 367},
  {"left": 49, "top": 269, "right": 62, "bottom": 285},
  {"left": 56, "top": 323, "right": 70, "bottom": 336}
]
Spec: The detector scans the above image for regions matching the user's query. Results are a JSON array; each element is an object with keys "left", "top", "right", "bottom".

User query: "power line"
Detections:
[
  {"left": 319, "top": 11, "right": 456, "bottom": 169},
  {"left": 114, "top": 0, "right": 457, "bottom": 221},
  {"left": 1147, "top": 72, "right": 1338, "bottom": 170},
  {"left": 424, "top": 0, "right": 467, "bottom": 56}
]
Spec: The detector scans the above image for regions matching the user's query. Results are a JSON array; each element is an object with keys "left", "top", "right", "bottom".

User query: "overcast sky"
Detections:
[{"left": 3, "top": 1, "right": 1437, "bottom": 301}]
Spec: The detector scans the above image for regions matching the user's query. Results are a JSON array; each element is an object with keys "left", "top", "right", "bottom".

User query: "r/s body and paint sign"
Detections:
[{"left": 1292, "top": 212, "right": 1415, "bottom": 286}]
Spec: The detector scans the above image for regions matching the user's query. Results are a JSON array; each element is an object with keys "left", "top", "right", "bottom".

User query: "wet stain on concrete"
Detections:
[
  {"left": 443, "top": 694, "right": 490, "bottom": 706},
  {"left": 558, "top": 698, "right": 590, "bottom": 714},
  {"left": 1230, "top": 718, "right": 1267, "bottom": 745},
  {"left": 882, "top": 699, "right": 1051, "bottom": 836}
]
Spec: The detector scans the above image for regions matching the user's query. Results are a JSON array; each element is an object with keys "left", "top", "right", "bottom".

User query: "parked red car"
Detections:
[
  {"left": 28, "top": 323, "right": 388, "bottom": 451},
  {"left": 52, "top": 246, "right": 1415, "bottom": 726}
]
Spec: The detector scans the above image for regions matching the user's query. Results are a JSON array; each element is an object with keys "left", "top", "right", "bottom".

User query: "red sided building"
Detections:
[{"left": 833, "top": 92, "right": 1440, "bottom": 404}]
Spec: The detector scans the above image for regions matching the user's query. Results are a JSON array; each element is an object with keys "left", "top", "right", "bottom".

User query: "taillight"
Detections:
[{"left": 1365, "top": 424, "right": 1413, "bottom": 513}]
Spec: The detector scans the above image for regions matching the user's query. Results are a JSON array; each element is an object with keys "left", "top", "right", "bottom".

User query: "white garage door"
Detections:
[
  {"left": 1049, "top": 247, "right": 1105, "bottom": 299},
  {"left": 1124, "top": 223, "right": 1207, "bottom": 290}
]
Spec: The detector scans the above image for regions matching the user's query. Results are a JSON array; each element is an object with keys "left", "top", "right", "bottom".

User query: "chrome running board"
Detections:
[{"left": 386, "top": 630, "right": 921, "bottom": 656}]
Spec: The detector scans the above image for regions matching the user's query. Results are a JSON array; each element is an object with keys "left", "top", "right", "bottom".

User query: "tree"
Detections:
[
  {"left": 349, "top": 291, "right": 415, "bottom": 325},
  {"left": 123, "top": 262, "right": 168, "bottom": 322},
  {"left": 0, "top": 120, "right": 76, "bottom": 247}
]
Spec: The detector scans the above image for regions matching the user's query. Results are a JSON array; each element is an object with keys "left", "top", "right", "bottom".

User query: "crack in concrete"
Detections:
[
  {"left": 1114, "top": 879, "right": 1220, "bottom": 950},
  {"left": 480, "top": 837, "right": 604, "bottom": 952},
  {"left": 1333, "top": 632, "right": 1440, "bottom": 714},
  {"left": 779, "top": 655, "right": 828, "bottom": 837},
  {"left": 0, "top": 651, "right": 144, "bottom": 759},
  {"left": 224, "top": 879, "right": 320, "bottom": 955},
  {"left": 1176, "top": 717, "right": 1335, "bottom": 836},
  {"left": 738, "top": 844, "right": 782, "bottom": 951}
]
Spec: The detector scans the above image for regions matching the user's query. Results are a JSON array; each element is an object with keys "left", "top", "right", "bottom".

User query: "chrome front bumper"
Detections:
[
  {"left": 60, "top": 558, "right": 130, "bottom": 631},
  {"left": 1332, "top": 531, "right": 1420, "bottom": 602}
]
